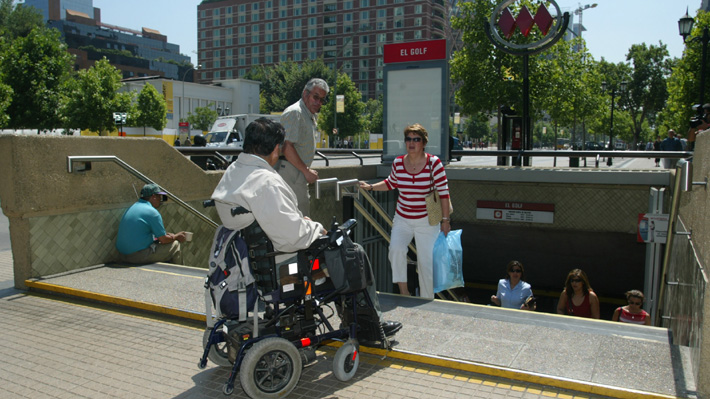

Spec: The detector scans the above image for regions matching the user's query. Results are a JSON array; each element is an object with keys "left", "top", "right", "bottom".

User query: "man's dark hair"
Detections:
[{"left": 243, "top": 118, "right": 285, "bottom": 156}]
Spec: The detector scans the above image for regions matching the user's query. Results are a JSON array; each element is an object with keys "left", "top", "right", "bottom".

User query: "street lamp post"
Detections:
[
  {"left": 678, "top": 8, "right": 709, "bottom": 106},
  {"left": 601, "top": 81, "right": 628, "bottom": 166},
  {"left": 181, "top": 64, "right": 202, "bottom": 122}
]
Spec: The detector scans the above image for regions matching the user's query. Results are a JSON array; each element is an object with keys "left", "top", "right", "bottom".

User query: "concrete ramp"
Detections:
[{"left": 26, "top": 262, "right": 696, "bottom": 399}]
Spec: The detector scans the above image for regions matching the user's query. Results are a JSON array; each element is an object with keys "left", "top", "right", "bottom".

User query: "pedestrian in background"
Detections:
[
  {"left": 612, "top": 289, "right": 651, "bottom": 325},
  {"left": 276, "top": 78, "right": 329, "bottom": 217},
  {"left": 557, "top": 268, "right": 600, "bottom": 319},
  {"left": 490, "top": 260, "right": 536, "bottom": 311},
  {"left": 660, "top": 129, "right": 683, "bottom": 169},
  {"left": 653, "top": 135, "right": 662, "bottom": 167}
]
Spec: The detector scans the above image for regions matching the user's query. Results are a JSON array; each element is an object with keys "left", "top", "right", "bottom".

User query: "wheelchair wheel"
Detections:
[
  {"left": 202, "top": 327, "right": 232, "bottom": 368},
  {"left": 333, "top": 339, "right": 359, "bottom": 382},
  {"left": 240, "top": 337, "right": 302, "bottom": 399}
]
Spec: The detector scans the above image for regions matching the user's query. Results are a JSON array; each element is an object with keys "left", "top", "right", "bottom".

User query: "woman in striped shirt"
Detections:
[
  {"left": 359, "top": 124, "right": 451, "bottom": 298},
  {"left": 612, "top": 289, "right": 651, "bottom": 325}
]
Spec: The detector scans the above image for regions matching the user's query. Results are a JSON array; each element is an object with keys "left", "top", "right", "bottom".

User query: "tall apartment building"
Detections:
[
  {"left": 196, "top": 0, "right": 452, "bottom": 100},
  {"left": 22, "top": 0, "right": 193, "bottom": 81}
]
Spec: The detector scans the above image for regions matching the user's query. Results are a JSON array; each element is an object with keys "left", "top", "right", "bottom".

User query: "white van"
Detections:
[{"left": 205, "top": 114, "right": 281, "bottom": 160}]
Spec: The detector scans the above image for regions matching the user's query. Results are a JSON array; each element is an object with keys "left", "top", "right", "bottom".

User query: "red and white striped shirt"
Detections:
[{"left": 384, "top": 154, "right": 450, "bottom": 219}]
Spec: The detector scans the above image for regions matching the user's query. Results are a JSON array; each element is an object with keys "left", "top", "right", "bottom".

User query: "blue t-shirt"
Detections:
[
  {"left": 496, "top": 279, "right": 533, "bottom": 309},
  {"left": 116, "top": 199, "right": 166, "bottom": 255}
]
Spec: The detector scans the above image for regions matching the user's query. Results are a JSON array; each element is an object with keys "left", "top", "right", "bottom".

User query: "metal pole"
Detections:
[
  {"left": 333, "top": 51, "right": 338, "bottom": 137},
  {"left": 522, "top": 54, "right": 530, "bottom": 166},
  {"left": 181, "top": 65, "right": 200, "bottom": 122},
  {"left": 607, "top": 90, "right": 615, "bottom": 166},
  {"left": 181, "top": 69, "right": 189, "bottom": 122}
]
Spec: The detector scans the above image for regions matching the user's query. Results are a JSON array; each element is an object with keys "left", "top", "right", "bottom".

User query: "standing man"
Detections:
[
  {"left": 277, "top": 78, "right": 330, "bottom": 217},
  {"left": 116, "top": 183, "right": 186, "bottom": 264},
  {"left": 660, "top": 129, "right": 683, "bottom": 169}
]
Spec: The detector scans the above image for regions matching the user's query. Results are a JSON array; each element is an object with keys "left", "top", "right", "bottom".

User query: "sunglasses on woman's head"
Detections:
[
  {"left": 570, "top": 278, "right": 582, "bottom": 283},
  {"left": 510, "top": 269, "right": 522, "bottom": 273},
  {"left": 404, "top": 137, "right": 422, "bottom": 142}
]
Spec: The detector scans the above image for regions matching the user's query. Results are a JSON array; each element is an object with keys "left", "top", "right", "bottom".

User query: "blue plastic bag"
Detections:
[{"left": 432, "top": 230, "right": 464, "bottom": 293}]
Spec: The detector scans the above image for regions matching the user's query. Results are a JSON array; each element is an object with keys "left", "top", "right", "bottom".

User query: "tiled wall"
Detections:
[{"left": 28, "top": 200, "right": 219, "bottom": 277}]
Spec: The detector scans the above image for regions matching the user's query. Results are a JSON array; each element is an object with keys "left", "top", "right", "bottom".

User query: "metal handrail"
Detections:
[
  {"left": 67, "top": 155, "right": 218, "bottom": 228},
  {"left": 178, "top": 147, "right": 693, "bottom": 163},
  {"left": 356, "top": 187, "right": 461, "bottom": 301}
]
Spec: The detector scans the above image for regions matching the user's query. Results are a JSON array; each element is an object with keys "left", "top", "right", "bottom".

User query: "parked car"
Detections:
[{"left": 584, "top": 141, "right": 602, "bottom": 150}]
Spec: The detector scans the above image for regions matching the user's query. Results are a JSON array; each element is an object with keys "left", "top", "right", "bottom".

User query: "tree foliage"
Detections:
[
  {"left": 0, "top": 69, "right": 11, "bottom": 127},
  {"left": 661, "top": 11, "right": 710, "bottom": 136},
  {"left": 464, "top": 117, "right": 490, "bottom": 140},
  {"left": 187, "top": 105, "right": 218, "bottom": 131},
  {"left": 245, "top": 59, "right": 333, "bottom": 113},
  {"left": 317, "top": 72, "right": 365, "bottom": 139},
  {"left": 132, "top": 83, "right": 167, "bottom": 132},
  {"left": 62, "top": 58, "right": 134, "bottom": 134},
  {"left": 362, "top": 96, "right": 384, "bottom": 133},
  {"left": 0, "top": 0, "right": 44, "bottom": 40},
  {"left": 622, "top": 43, "right": 672, "bottom": 149},
  {"left": 1, "top": 27, "right": 74, "bottom": 129},
  {"left": 450, "top": 0, "right": 520, "bottom": 118}
]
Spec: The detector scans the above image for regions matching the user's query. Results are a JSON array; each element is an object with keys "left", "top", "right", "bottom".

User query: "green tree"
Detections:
[
  {"left": 0, "top": 69, "right": 11, "bottom": 127},
  {"left": 0, "top": 0, "right": 44, "bottom": 40},
  {"left": 623, "top": 43, "right": 672, "bottom": 149},
  {"left": 464, "top": 117, "right": 490, "bottom": 141},
  {"left": 450, "top": 0, "right": 575, "bottom": 147},
  {"left": 362, "top": 96, "right": 383, "bottom": 133},
  {"left": 450, "top": 0, "right": 520, "bottom": 118},
  {"left": 661, "top": 11, "right": 710, "bottom": 135},
  {"left": 62, "top": 58, "right": 134, "bottom": 134},
  {"left": 317, "top": 72, "right": 365, "bottom": 139},
  {"left": 245, "top": 58, "right": 333, "bottom": 113},
  {"left": 1, "top": 27, "right": 74, "bottom": 130},
  {"left": 187, "top": 105, "right": 218, "bottom": 131},
  {"left": 132, "top": 83, "right": 167, "bottom": 134},
  {"left": 537, "top": 38, "right": 605, "bottom": 147}
]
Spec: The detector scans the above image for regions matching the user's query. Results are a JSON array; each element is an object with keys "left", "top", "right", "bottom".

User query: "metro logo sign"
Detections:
[{"left": 384, "top": 39, "right": 447, "bottom": 64}]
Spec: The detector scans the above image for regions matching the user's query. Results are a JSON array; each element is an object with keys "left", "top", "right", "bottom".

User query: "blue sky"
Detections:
[{"left": 91, "top": 0, "right": 699, "bottom": 66}]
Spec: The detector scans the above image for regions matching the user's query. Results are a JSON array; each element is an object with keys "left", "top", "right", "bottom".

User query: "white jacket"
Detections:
[{"left": 211, "top": 152, "right": 323, "bottom": 255}]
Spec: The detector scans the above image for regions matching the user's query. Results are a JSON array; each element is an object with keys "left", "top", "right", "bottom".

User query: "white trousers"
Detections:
[{"left": 389, "top": 213, "right": 440, "bottom": 299}]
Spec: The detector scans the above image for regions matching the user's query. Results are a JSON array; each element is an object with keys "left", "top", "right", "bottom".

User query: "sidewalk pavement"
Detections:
[{"left": 1, "top": 250, "right": 697, "bottom": 399}]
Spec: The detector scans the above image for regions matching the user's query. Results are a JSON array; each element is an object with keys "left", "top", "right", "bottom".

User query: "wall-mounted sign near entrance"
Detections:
[
  {"left": 477, "top": 200, "right": 554, "bottom": 224},
  {"left": 637, "top": 213, "right": 669, "bottom": 244}
]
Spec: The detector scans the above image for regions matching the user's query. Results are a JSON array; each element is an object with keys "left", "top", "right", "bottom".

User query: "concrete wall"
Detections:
[
  {"left": 673, "top": 131, "right": 710, "bottom": 397},
  {"left": 0, "top": 135, "right": 222, "bottom": 288},
  {"left": 0, "top": 134, "right": 376, "bottom": 289}
]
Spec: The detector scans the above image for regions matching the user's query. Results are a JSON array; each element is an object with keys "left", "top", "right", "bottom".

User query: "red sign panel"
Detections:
[
  {"left": 179, "top": 122, "right": 189, "bottom": 127},
  {"left": 384, "top": 39, "right": 447, "bottom": 64}
]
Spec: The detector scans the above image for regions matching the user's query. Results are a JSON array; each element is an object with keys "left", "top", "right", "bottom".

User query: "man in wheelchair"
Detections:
[{"left": 210, "top": 117, "right": 402, "bottom": 344}]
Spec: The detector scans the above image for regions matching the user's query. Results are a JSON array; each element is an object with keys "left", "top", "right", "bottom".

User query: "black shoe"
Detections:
[{"left": 381, "top": 321, "right": 402, "bottom": 337}]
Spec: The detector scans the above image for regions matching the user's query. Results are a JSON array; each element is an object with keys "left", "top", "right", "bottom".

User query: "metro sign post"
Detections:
[
  {"left": 382, "top": 39, "right": 449, "bottom": 163},
  {"left": 485, "top": 1, "right": 569, "bottom": 166}
]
